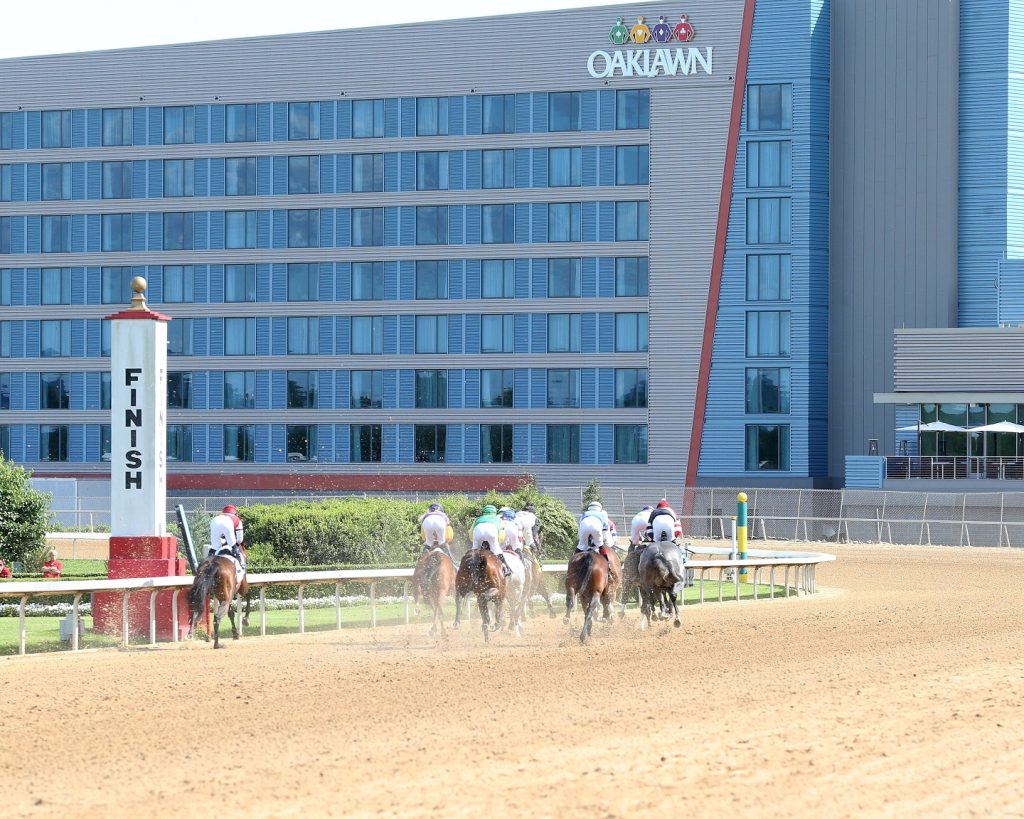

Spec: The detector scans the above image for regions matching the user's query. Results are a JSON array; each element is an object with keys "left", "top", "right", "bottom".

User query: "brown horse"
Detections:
[
  {"left": 420, "top": 549, "right": 457, "bottom": 637},
  {"left": 187, "top": 547, "right": 249, "bottom": 649},
  {"left": 452, "top": 549, "right": 506, "bottom": 642},
  {"left": 564, "top": 548, "right": 614, "bottom": 644}
]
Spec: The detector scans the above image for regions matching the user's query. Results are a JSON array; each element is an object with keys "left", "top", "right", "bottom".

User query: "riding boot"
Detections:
[
  {"left": 498, "top": 553, "right": 513, "bottom": 577},
  {"left": 599, "top": 547, "right": 618, "bottom": 585}
]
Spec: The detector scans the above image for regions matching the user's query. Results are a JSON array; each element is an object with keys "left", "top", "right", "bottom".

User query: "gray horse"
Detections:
[{"left": 637, "top": 541, "right": 687, "bottom": 629}]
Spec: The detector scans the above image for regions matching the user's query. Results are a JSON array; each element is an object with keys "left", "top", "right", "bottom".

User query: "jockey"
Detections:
[
  {"left": 499, "top": 508, "right": 524, "bottom": 556},
  {"left": 647, "top": 499, "right": 681, "bottom": 544},
  {"left": 471, "top": 505, "right": 512, "bottom": 577},
  {"left": 515, "top": 504, "right": 540, "bottom": 554},
  {"left": 577, "top": 504, "right": 618, "bottom": 584},
  {"left": 209, "top": 505, "right": 244, "bottom": 565},
  {"left": 419, "top": 503, "right": 457, "bottom": 566},
  {"left": 630, "top": 505, "right": 654, "bottom": 547}
]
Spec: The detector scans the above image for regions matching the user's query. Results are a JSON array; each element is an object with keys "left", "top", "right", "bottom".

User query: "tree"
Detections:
[
  {"left": 582, "top": 478, "right": 603, "bottom": 509},
  {"left": 0, "top": 456, "right": 50, "bottom": 566}
]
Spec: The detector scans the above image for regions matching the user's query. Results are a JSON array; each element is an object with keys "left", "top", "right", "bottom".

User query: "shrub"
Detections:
[{"left": 0, "top": 456, "right": 50, "bottom": 566}]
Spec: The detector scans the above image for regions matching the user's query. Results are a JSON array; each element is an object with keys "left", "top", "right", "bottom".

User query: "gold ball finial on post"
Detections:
[{"left": 129, "top": 276, "right": 148, "bottom": 310}]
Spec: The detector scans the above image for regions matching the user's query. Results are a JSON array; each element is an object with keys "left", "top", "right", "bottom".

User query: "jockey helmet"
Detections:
[
  {"left": 482, "top": 504, "right": 497, "bottom": 515},
  {"left": 587, "top": 501, "right": 602, "bottom": 511},
  {"left": 223, "top": 504, "right": 237, "bottom": 515},
  {"left": 428, "top": 502, "right": 443, "bottom": 513},
  {"left": 656, "top": 499, "right": 670, "bottom": 509},
  {"left": 523, "top": 503, "right": 536, "bottom": 513},
  {"left": 500, "top": 509, "right": 516, "bottom": 521},
  {"left": 642, "top": 504, "right": 653, "bottom": 511}
]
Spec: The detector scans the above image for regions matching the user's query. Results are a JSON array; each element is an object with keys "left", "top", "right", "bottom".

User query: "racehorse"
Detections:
[
  {"left": 419, "top": 548, "right": 457, "bottom": 638},
  {"left": 563, "top": 548, "right": 615, "bottom": 644},
  {"left": 620, "top": 544, "right": 643, "bottom": 618},
  {"left": 637, "top": 541, "right": 687, "bottom": 629},
  {"left": 452, "top": 549, "right": 509, "bottom": 642},
  {"left": 187, "top": 545, "right": 250, "bottom": 649}
]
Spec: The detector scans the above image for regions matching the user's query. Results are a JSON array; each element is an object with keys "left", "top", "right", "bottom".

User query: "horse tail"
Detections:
[
  {"left": 652, "top": 551, "right": 679, "bottom": 586},
  {"left": 578, "top": 549, "right": 601, "bottom": 598},
  {"left": 188, "top": 560, "right": 220, "bottom": 615}
]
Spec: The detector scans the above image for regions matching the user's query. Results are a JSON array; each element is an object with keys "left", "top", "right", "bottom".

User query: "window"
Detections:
[
  {"left": 163, "top": 106, "right": 194, "bottom": 144},
  {"left": 162, "top": 266, "right": 194, "bottom": 303},
  {"left": 287, "top": 210, "right": 319, "bottom": 248},
  {"left": 101, "top": 266, "right": 131, "bottom": 303},
  {"left": 40, "top": 268, "right": 71, "bottom": 305},
  {"left": 482, "top": 94, "right": 515, "bottom": 134},
  {"left": 101, "top": 425, "right": 112, "bottom": 462},
  {"left": 163, "top": 159, "right": 194, "bottom": 197},
  {"left": 352, "top": 207, "right": 383, "bottom": 246},
  {"left": 415, "top": 370, "right": 447, "bottom": 409},
  {"left": 482, "top": 149, "right": 515, "bottom": 189},
  {"left": 352, "top": 153, "right": 383, "bottom": 193},
  {"left": 416, "top": 206, "right": 448, "bottom": 245},
  {"left": 102, "top": 161, "right": 132, "bottom": 199},
  {"left": 748, "top": 84, "right": 792, "bottom": 131},
  {"left": 352, "top": 99, "right": 384, "bottom": 138},
  {"left": 39, "top": 425, "right": 68, "bottom": 461},
  {"left": 0, "top": 321, "right": 10, "bottom": 357},
  {"left": 288, "top": 102, "right": 320, "bottom": 140},
  {"left": 163, "top": 212, "right": 193, "bottom": 250},
  {"left": 287, "top": 317, "right": 319, "bottom": 355},
  {"left": 224, "top": 371, "right": 255, "bottom": 409},
  {"left": 287, "top": 371, "right": 318, "bottom": 408},
  {"left": 351, "top": 262, "right": 383, "bottom": 301},
  {"left": 616, "top": 145, "right": 649, "bottom": 186},
  {"left": 352, "top": 316, "right": 383, "bottom": 354},
  {"left": 615, "top": 257, "right": 649, "bottom": 296},
  {"left": 616, "top": 89, "right": 650, "bottom": 130},
  {"left": 415, "top": 261, "right": 447, "bottom": 299},
  {"left": 548, "top": 147, "right": 582, "bottom": 187},
  {"left": 747, "top": 141, "right": 792, "bottom": 188},
  {"left": 41, "top": 163, "right": 72, "bottom": 200},
  {"left": 351, "top": 424, "right": 382, "bottom": 463},
  {"left": 225, "top": 157, "right": 256, "bottom": 196},
  {"left": 225, "top": 104, "right": 256, "bottom": 142},
  {"left": 40, "top": 320, "right": 71, "bottom": 357},
  {"left": 100, "top": 214, "right": 130, "bottom": 252},
  {"left": 286, "top": 425, "right": 318, "bottom": 462},
  {"left": 42, "top": 110, "right": 72, "bottom": 148},
  {"left": 0, "top": 113, "right": 11, "bottom": 150},
  {"left": 40, "top": 373, "right": 70, "bottom": 409},
  {"left": 287, "top": 263, "right": 317, "bottom": 301},
  {"left": 1, "top": 165, "right": 10, "bottom": 201},
  {"left": 547, "top": 258, "right": 581, "bottom": 298},
  {"left": 745, "top": 311, "right": 791, "bottom": 357},
  {"left": 167, "top": 372, "right": 192, "bottom": 409},
  {"left": 482, "top": 204, "right": 514, "bottom": 244},
  {"left": 225, "top": 210, "right": 257, "bottom": 249},
  {"left": 746, "top": 424, "right": 790, "bottom": 470},
  {"left": 416, "top": 152, "right": 448, "bottom": 191},
  {"left": 288, "top": 155, "right": 320, "bottom": 194},
  {"left": 224, "top": 317, "right": 256, "bottom": 355},
  {"left": 480, "top": 369, "right": 513, "bottom": 408},
  {"left": 0, "top": 268, "right": 9, "bottom": 304},
  {"left": 480, "top": 424, "right": 513, "bottom": 463},
  {"left": 167, "top": 318, "right": 193, "bottom": 356},
  {"left": 167, "top": 424, "right": 193, "bottom": 462},
  {"left": 350, "top": 370, "right": 383, "bottom": 409},
  {"left": 746, "top": 255, "right": 792, "bottom": 300},
  {"left": 481, "top": 314, "right": 514, "bottom": 353},
  {"left": 746, "top": 198, "right": 792, "bottom": 245},
  {"left": 0, "top": 217, "right": 9, "bottom": 254},
  {"left": 224, "top": 264, "right": 256, "bottom": 302},
  {"left": 224, "top": 371, "right": 256, "bottom": 408},
  {"left": 547, "top": 313, "right": 580, "bottom": 352},
  {"left": 0, "top": 373, "right": 8, "bottom": 409},
  {"left": 615, "top": 201, "right": 649, "bottom": 241},
  {"left": 223, "top": 424, "right": 255, "bottom": 462},
  {"left": 547, "top": 368, "right": 580, "bottom": 408},
  {"left": 481, "top": 259, "right": 514, "bottom": 298},
  {"left": 416, "top": 97, "right": 449, "bottom": 136},
  {"left": 548, "top": 203, "right": 582, "bottom": 243},
  {"left": 100, "top": 371, "right": 110, "bottom": 409},
  {"left": 546, "top": 424, "right": 580, "bottom": 463},
  {"left": 42, "top": 215, "right": 71, "bottom": 253},
  {"left": 414, "top": 424, "right": 446, "bottom": 463},
  {"left": 0, "top": 425, "right": 8, "bottom": 458},
  {"left": 615, "top": 313, "right": 648, "bottom": 352},
  {"left": 614, "top": 424, "right": 648, "bottom": 464},
  {"left": 415, "top": 315, "right": 448, "bottom": 353},
  {"left": 102, "top": 108, "right": 132, "bottom": 146},
  {"left": 745, "top": 367, "right": 791, "bottom": 414},
  {"left": 549, "top": 92, "right": 581, "bottom": 132},
  {"left": 615, "top": 368, "right": 648, "bottom": 408}
]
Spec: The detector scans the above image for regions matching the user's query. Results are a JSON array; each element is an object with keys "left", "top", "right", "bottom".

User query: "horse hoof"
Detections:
[
  {"left": 515, "top": 626, "right": 522, "bottom": 638},
  {"left": 640, "top": 617, "right": 648, "bottom": 631},
  {"left": 451, "top": 621, "right": 460, "bottom": 630},
  {"left": 214, "top": 643, "right": 223, "bottom": 649},
  {"left": 674, "top": 619, "right": 681, "bottom": 628},
  {"left": 562, "top": 616, "right": 570, "bottom": 625},
  {"left": 242, "top": 617, "right": 250, "bottom": 627}
]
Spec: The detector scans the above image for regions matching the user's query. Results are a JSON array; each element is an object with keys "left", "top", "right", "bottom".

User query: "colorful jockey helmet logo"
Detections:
[{"left": 608, "top": 12, "right": 696, "bottom": 45}]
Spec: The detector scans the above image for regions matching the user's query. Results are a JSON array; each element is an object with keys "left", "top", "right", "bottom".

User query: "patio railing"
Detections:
[{"left": 885, "top": 456, "right": 1024, "bottom": 480}]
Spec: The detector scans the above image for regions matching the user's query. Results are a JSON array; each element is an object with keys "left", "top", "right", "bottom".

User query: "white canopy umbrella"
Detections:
[
  {"left": 967, "top": 420, "right": 1024, "bottom": 434},
  {"left": 896, "top": 421, "right": 968, "bottom": 433}
]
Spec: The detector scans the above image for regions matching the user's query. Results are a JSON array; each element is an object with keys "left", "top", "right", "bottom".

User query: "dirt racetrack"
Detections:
[{"left": 3, "top": 544, "right": 1024, "bottom": 818}]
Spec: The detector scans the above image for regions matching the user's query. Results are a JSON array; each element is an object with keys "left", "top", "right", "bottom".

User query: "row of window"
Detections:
[
  {"left": 0, "top": 145, "right": 650, "bottom": 202},
  {"left": 2, "top": 367, "right": 648, "bottom": 411},
  {"left": 0, "top": 312, "right": 650, "bottom": 358},
  {"left": 0, "top": 202, "right": 650, "bottom": 253},
  {"left": 0, "top": 422, "right": 650, "bottom": 465},
  {"left": 1, "top": 257, "right": 650, "bottom": 305},
  {"left": 0, "top": 90, "right": 652, "bottom": 151}
]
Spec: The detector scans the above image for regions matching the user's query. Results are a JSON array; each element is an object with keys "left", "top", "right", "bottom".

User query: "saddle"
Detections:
[{"left": 213, "top": 549, "right": 246, "bottom": 584}]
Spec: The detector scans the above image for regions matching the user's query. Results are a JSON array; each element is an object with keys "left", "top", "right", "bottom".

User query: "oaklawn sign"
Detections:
[{"left": 587, "top": 11, "right": 713, "bottom": 79}]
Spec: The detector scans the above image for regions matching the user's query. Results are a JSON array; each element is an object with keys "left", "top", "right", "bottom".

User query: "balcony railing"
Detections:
[{"left": 885, "top": 456, "right": 1024, "bottom": 480}]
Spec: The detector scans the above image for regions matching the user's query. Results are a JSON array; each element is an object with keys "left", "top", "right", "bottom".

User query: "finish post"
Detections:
[{"left": 737, "top": 492, "right": 749, "bottom": 584}]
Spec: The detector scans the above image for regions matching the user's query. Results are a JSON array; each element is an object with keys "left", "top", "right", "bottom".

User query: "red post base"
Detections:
[{"left": 93, "top": 536, "right": 191, "bottom": 641}]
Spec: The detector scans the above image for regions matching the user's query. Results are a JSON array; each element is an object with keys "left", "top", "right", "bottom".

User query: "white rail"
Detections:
[{"left": 0, "top": 547, "right": 834, "bottom": 656}]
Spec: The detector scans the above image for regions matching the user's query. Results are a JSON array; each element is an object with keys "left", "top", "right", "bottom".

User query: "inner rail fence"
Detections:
[{"left": 0, "top": 546, "right": 832, "bottom": 656}]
